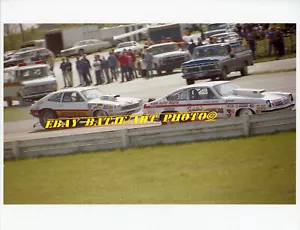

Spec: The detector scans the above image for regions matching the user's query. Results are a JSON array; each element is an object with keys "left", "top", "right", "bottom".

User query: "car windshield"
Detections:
[
  {"left": 150, "top": 44, "right": 179, "bottom": 55},
  {"left": 116, "top": 42, "right": 134, "bottom": 48},
  {"left": 213, "top": 82, "right": 240, "bottom": 96},
  {"left": 80, "top": 88, "right": 105, "bottom": 100},
  {"left": 208, "top": 23, "right": 226, "bottom": 31},
  {"left": 193, "top": 45, "right": 229, "bottom": 58},
  {"left": 16, "top": 66, "right": 50, "bottom": 81}
]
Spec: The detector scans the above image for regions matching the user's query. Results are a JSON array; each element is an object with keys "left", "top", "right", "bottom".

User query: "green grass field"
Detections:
[{"left": 4, "top": 131, "right": 296, "bottom": 204}]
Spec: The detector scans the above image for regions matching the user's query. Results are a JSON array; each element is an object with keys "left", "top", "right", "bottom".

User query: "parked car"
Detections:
[
  {"left": 181, "top": 43, "right": 253, "bottom": 85},
  {"left": 143, "top": 81, "right": 295, "bottom": 124},
  {"left": 4, "top": 50, "right": 17, "bottom": 61},
  {"left": 138, "top": 42, "right": 191, "bottom": 76},
  {"left": 211, "top": 32, "right": 241, "bottom": 44},
  {"left": 4, "top": 60, "right": 57, "bottom": 107},
  {"left": 60, "top": 39, "right": 112, "bottom": 57},
  {"left": 29, "top": 86, "right": 143, "bottom": 128},
  {"left": 4, "top": 48, "right": 55, "bottom": 68},
  {"left": 114, "top": 41, "right": 144, "bottom": 55}
]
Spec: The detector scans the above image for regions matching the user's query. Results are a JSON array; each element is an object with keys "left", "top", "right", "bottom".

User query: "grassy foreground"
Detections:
[{"left": 4, "top": 131, "right": 296, "bottom": 204}]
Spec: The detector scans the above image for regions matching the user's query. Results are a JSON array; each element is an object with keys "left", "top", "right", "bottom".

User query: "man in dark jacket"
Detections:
[
  {"left": 76, "top": 56, "right": 84, "bottom": 86},
  {"left": 60, "top": 58, "right": 69, "bottom": 88},
  {"left": 108, "top": 51, "right": 118, "bottom": 82},
  {"left": 188, "top": 39, "right": 197, "bottom": 55},
  {"left": 101, "top": 57, "right": 111, "bottom": 84},
  {"left": 81, "top": 55, "right": 92, "bottom": 86}
]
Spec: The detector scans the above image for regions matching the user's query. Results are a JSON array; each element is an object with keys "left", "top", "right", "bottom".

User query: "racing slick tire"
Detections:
[
  {"left": 236, "top": 108, "right": 254, "bottom": 117},
  {"left": 240, "top": 65, "right": 248, "bottom": 76},
  {"left": 39, "top": 109, "right": 57, "bottom": 128},
  {"left": 186, "top": 79, "right": 195, "bottom": 85},
  {"left": 93, "top": 109, "right": 109, "bottom": 117}
]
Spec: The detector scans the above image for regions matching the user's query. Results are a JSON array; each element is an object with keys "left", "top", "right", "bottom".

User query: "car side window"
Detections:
[
  {"left": 189, "top": 87, "right": 218, "bottom": 100},
  {"left": 48, "top": 92, "right": 63, "bottom": 102},
  {"left": 166, "top": 89, "right": 188, "bottom": 101},
  {"left": 62, "top": 92, "right": 85, "bottom": 103}
]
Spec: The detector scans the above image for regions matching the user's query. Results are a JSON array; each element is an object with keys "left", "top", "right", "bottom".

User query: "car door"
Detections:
[
  {"left": 188, "top": 87, "right": 226, "bottom": 118},
  {"left": 59, "top": 91, "right": 89, "bottom": 117},
  {"left": 164, "top": 89, "right": 189, "bottom": 113}
]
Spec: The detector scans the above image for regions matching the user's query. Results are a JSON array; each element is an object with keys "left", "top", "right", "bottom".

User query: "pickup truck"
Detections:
[{"left": 181, "top": 43, "right": 254, "bottom": 85}]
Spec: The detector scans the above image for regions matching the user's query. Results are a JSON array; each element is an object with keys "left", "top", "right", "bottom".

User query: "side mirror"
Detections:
[{"left": 230, "top": 52, "right": 235, "bottom": 58}]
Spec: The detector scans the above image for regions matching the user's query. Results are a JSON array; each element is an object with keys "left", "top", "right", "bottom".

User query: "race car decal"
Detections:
[
  {"left": 226, "top": 109, "right": 233, "bottom": 118},
  {"left": 227, "top": 104, "right": 234, "bottom": 108}
]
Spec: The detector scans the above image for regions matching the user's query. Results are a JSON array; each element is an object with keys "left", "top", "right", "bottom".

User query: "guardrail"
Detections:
[{"left": 4, "top": 110, "right": 296, "bottom": 160}]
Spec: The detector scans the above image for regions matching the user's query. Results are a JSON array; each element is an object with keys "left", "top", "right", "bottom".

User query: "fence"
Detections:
[
  {"left": 255, "top": 35, "right": 296, "bottom": 57},
  {"left": 4, "top": 110, "right": 296, "bottom": 160}
]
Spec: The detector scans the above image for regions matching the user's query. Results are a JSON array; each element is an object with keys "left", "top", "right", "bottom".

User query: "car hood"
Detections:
[
  {"left": 182, "top": 56, "right": 227, "bottom": 66},
  {"left": 23, "top": 76, "right": 56, "bottom": 86},
  {"left": 153, "top": 51, "right": 187, "bottom": 59},
  {"left": 222, "top": 89, "right": 288, "bottom": 101},
  {"left": 88, "top": 96, "right": 142, "bottom": 106}
]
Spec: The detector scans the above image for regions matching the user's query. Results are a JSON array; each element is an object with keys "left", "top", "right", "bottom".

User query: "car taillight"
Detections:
[{"left": 18, "top": 63, "right": 27, "bottom": 67}]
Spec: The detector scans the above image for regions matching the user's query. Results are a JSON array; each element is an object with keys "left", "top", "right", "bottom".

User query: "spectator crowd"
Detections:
[{"left": 58, "top": 48, "right": 146, "bottom": 88}]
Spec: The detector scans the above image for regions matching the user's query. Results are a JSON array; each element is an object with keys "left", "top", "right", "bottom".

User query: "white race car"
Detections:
[
  {"left": 143, "top": 81, "right": 295, "bottom": 123},
  {"left": 30, "top": 86, "right": 143, "bottom": 128}
]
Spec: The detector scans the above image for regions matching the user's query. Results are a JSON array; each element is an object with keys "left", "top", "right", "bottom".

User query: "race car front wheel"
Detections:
[
  {"left": 39, "top": 109, "right": 57, "bottom": 128},
  {"left": 236, "top": 108, "right": 254, "bottom": 117}
]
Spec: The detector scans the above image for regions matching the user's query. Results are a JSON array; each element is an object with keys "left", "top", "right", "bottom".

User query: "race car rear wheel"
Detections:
[
  {"left": 39, "top": 109, "right": 57, "bottom": 128},
  {"left": 236, "top": 108, "right": 254, "bottom": 117},
  {"left": 186, "top": 79, "right": 195, "bottom": 85},
  {"left": 93, "top": 110, "right": 108, "bottom": 117}
]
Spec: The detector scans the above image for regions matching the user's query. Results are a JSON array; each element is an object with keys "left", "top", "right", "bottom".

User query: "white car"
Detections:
[
  {"left": 211, "top": 32, "right": 241, "bottom": 44},
  {"left": 61, "top": 39, "right": 112, "bottom": 57},
  {"left": 4, "top": 61, "right": 57, "bottom": 107},
  {"left": 138, "top": 42, "right": 191, "bottom": 76},
  {"left": 30, "top": 86, "right": 143, "bottom": 128},
  {"left": 114, "top": 41, "right": 144, "bottom": 55},
  {"left": 143, "top": 81, "right": 295, "bottom": 123}
]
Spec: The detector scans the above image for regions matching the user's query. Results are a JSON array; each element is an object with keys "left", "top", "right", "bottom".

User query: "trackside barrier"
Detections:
[{"left": 3, "top": 110, "right": 296, "bottom": 160}]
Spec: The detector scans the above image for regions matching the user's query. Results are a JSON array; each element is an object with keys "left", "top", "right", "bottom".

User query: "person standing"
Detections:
[
  {"left": 65, "top": 58, "right": 73, "bottom": 87},
  {"left": 197, "top": 37, "right": 203, "bottom": 46},
  {"left": 128, "top": 49, "right": 138, "bottom": 78},
  {"left": 144, "top": 49, "right": 153, "bottom": 78},
  {"left": 102, "top": 56, "right": 111, "bottom": 84},
  {"left": 188, "top": 39, "right": 197, "bottom": 55},
  {"left": 118, "top": 50, "right": 130, "bottom": 82},
  {"left": 127, "top": 52, "right": 134, "bottom": 80},
  {"left": 81, "top": 55, "right": 92, "bottom": 86},
  {"left": 93, "top": 55, "right": 103, "bottom": 85},
  {"left": 76, "top": 56, "right": 84, "bottom": 86},
  {"left": 60, "top": 58, "right": 69, "bottom": 88},
  {"left": 108, "top": 51, "right": 118, "bottom": 82},
  {"left": 267, "top": 27, "right": 276, "bottom": 56},
  {"left": 247, "top": 31, "right": 256, "bottom": 60}
]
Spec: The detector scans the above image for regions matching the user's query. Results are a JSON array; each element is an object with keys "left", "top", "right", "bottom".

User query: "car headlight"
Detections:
[
  {"left": 289, "top": 94, "right": 294, "bottom": 102},
  {"left": 266, "top": 100, "right": 272, "bottom": 107}
]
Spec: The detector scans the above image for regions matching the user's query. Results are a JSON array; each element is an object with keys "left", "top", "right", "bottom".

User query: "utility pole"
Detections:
[{"left": 19, "top": 24, "right": 25, "bottom": 42}]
